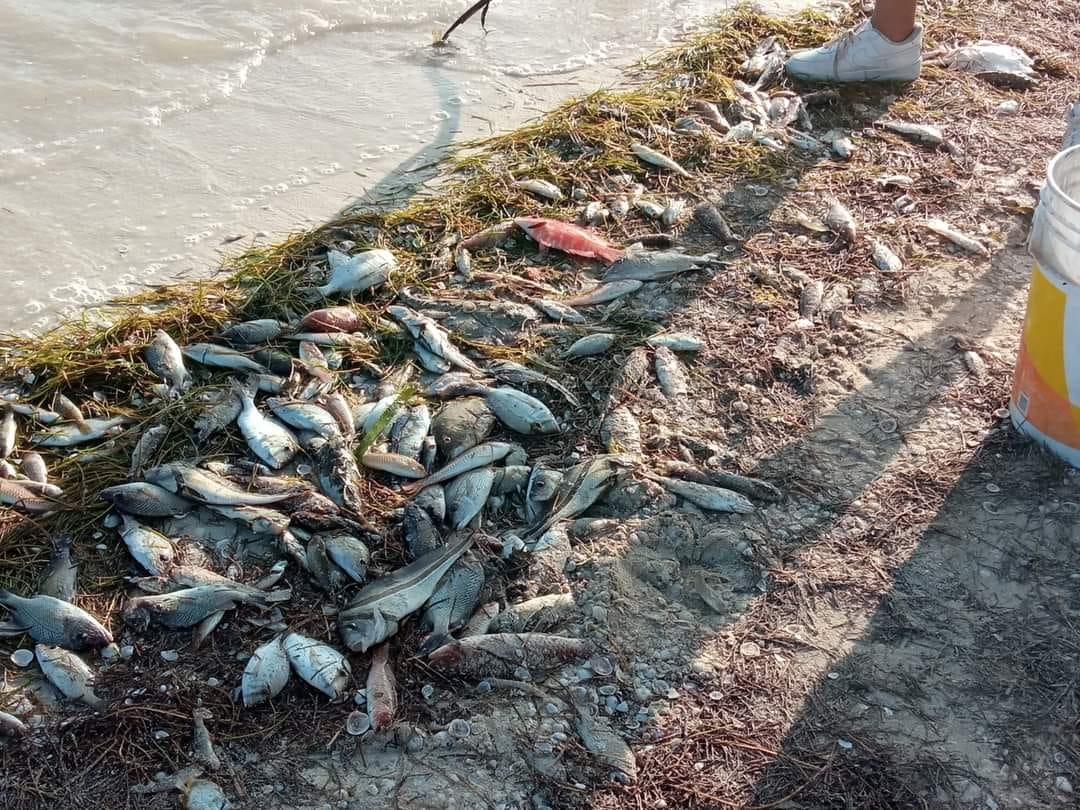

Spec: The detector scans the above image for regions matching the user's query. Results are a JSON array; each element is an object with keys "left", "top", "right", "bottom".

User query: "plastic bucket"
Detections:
[{"left": 1010, "top": 144, "right": 1080, "bottom": 466}]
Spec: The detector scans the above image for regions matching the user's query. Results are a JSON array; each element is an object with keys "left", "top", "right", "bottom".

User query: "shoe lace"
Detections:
[{"left": 827, "top": 26, "right": 861, "bottom": 73}]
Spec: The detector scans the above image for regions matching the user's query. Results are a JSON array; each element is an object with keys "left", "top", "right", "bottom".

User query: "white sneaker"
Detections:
[{"left": 786, "top": 20, "right": 923, "bottom": 83}]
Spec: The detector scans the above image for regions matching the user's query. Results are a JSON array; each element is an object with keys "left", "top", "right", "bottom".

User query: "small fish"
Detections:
[
  {"left": 312, "top": 248, "right": 396, "bottom": 298},
  {"left": 180, "top": 777, "right": 230, "bottom": 810},
  {"left": 191, "top": 708, "right": 221, "bottom": 771},
  {"left": 661, "top": 198, "right": 686, "bottom": 228},
  {"left": 322, "top": 533, "right": 371, "bottom": 583},
  {"left": 286, "top": 331, "right": 371, "bottom": 349},
  {"left": 532, "top": 298, "right": 587, "bottom": 324},
  {"left": 610, "top": 195, "right": 631, "bottom": 219},
  {"left": 125, "top": 585, "right": 268, "bottom": 629},
  {"left": 646, "top": 332, "right": 703, "bottom": 352},
  {"left": 129, "top": 424, "right": 168, "bottom": 477},
  {"left": 307, "top": 435, "right": 364, "bottom": 514},
  {"left": 428, "top": 632, "right": 590, "bottom": 678},
  {"left": 0, "top": 589, "right": 112, "bottom": 649},
  {"left": 799, "top": 279, "right": 825, "bottom": 319},
  {"left": 492, "top": 465, "right": 530, "bottom": 495},
  {"left": 145, "top": 462, "right": 297, "bottom": 506},
  {"left": 242, "top": 635, "right": 291, "bottom": 707},
  {"left": 35, "top": 644, "right": 105, "bottom": 709},
  {"left": 144, "top": 330, "right": 192, "bottom": 393},
  {"left": 445, "top": 468, "right": 495, "bottom": 530},
  {"left": 232, "top": 381, "right": 300, "bottom": 470},
  {"left": 634, "top": 199, "right": 665, "bottom": 220},
  {"left": 317, "top": 392, "right": 356, "bottom": 439},
  {"left": 388, "top": 404, "right": 431, "bottom": 461},
  {"left": 826, "top": 130, "right": 855, "bottom": 160},
  {"left": 4, "top": 402, "right": 60, "bottom": 425},
  {"left": 582, "top": 201, "right": 608, "bottom": 226},
  {"left": 454, "top": 248, "right": 472, "bottom": 279},
  {"left": 338, "top": 533, "right": 473, "bottom": 652},
  {"left": 529, "top": 457, "right": 615, "bottom": 538},
  {"left": 218, "top": 319, "right": 283, "bottom": 346},
  {"left": 182, "top": 344, "right": 267, "bottom": 374},
  {"left": 404, "top": 502, "right": 443, "bottom": 558},
  {"left": 366, "top": 643, "right": 398, "bottom": 731},
  {"left": 484, "top": 387, "right": 560, "bottom": 435},
  {"left": 31, "top": 416, "right": 132, "bottom": 448},
  {"left": 600, "top": 406, "right": 643, "bottom": 455},
  {"left": 250, "top": 348, "right": 295, "bottom": 376},
  {"left": 514, "top": 217, "right": 624, "bottom": 265},
  {"left": 0, "top": 479, "right": 56, "bottom": 513},
  {"left": 460, "top": 601, "right": 500, "bottom": 638},
  {"left": 52, "top": 394, "right": 92, "bottom": 435},
  {"left": 431, "top": 397, "right": 496, "bottom": 460},
  {"left": 881, "top": 120, "right": 944, "bottom": 146},
  {"left": 459, "top": 220, "right": 516, "bottom": 251},
  {"left": 362, "top": 452, "right": 427, "bottom": 478},
  {"left": 513, "top": 177, "right": 564, "bottom": 201},
  {"left": 100, "top": 482, "right": 193, "bottom": 517},
  {"left": 307, "top": 534, "right": 346, "bottom": 591},
  {"left": 576, "top": 708, "right": 638, "bottom": 783},
  {"left": 266, "top": 399, "right": 341, "bottom": 439},
  {"left": 38, "top": 534, "right": 77, "bottom": 602},
  {"left": 487, "top": 360, "right": 579, "bottom": 408},
  {"left": 419, "top": 550, "right": 485, "bottom": 651},
  {"left": 924, "top": 219, "right": 990, "bottom": 256},
  {"left": 15, "top": 455, "right": 46, "bottom": 487},
  {"left": 525, "top": 466, "right": 564, "bottom": 511},
  {"left": 400, "top": 441, "right": 514, "bottom": 495},
  {"left": 0, "top": 711, "right": 28, "bottom": 737},
  {"left": 647, "top": 474, "right": 755, "bottom": 513},
  {"left": 424, "top": 372, "right": 491, "bottom": 400},
  {"left": 656, "top": 459, "right": 782, "bottom": 503},
  {"left": 296, "top": 305, "right": 363, "bottom": 333},
  {"left": 654, "top": 346, "right": 689, "bottom": 399},
  {"left": 565, "top": 333, "right": 617, "bottom": 359},
  {"left": 387, "top": 306, "right": 482, "bottom": 375},
  {"left": 823, "top": 199, "right": 857, "bottom": 242},
  {"left": 604, "top": 250, "right": 720, "bottom": 283},
  {"left": 819, "top": 284, "right": 850, "bottom": 326},
  {"left": 630, "top": 142, "right": 691, "bottom": 177},
  {"left": 119, "top": 514, "right": 175, "bottom": 576},
  {"left": 562, "top": 280, "right": 643, "bottom": 307},
  {"left": 871, "top": 241, "right": 904, "bottom": 272},
  {"left": 0, "top": 410, "right": 14, "bottom": 458},
  {"left": 693, "top": 202, "right": 737, "bottom": 243},
  {"left": 194, "top": 390, "right": 243, "bottom": 443},
  {"left": 688, "top": 98, "right": 730, "bottom": 133},
  {"left": 493, "top": 593, "right": 575, "bottom": 633}
]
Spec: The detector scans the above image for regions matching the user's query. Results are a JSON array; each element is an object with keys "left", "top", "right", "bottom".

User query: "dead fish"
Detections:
[
  {"left": 307, "top": 435, "right": 364, "bottom": 514},
  {"left": 512, "top": 178, "right": 564, "bottom": 201},
  {"left": 654, "top": 346, "right": 689, "bottom": 399},
  {"left": 647, "top": 474, "right": 754, "bottom": 513},
  {"left": 285, "top": 331, "right": 371, "bottom": 349},
  {"left": 404, "top": 502, "right": 443, "bottom": 558},
  {"left": 35, "top": 644, "right": 105, "bottom": 709},
  {"left": 0, "top": 589, "right": 112, "bottom": 649},
  {"left": 484, "top": 387, "right": 560, "bottom": 435},
  {"left": 338, "top": 533, "right": 473, "bottom": 652},
  {"left": 282, "top": 632, "right": 351, "bottom": 701},
  {"left": 445, "top": 468, "right": 496, "bottom": 530},
  {"left": 400, "top": 441, "right": 513, "bottom": 495},
  {"left": 145, "top": 330, "right": 192, "bottom": 393},
  {"left": 635, "top": 199, "right": 665, "bottom": 220},
  {"left": 124, "top": 585, "right": 268, "bottom": 629},
  {"left": 575, "top": 708, "right": 638, "bottom": 783},
  {"left": 600, "top": 406, "right": 643, "bottom": 455},
  {"left": 532, "top": 298, "right": 587, "bottom": 325},
  {"left": 428, "top": 632, "right": 590, "bottom": 678},
  {"left": 924, "top": 219, "right": 990, "bottom": 256},
  {"left": 119, "top": 514, "right": 175, "bottom": 576},
  {"left": 432, "top": 397, "right": 496, "bottom": 459},
  {"left": 311, "top": 248, "right": 396, "bottom": 298},
  {"left": 180, "top": 777, "right": 230, "bottom": 810},
  {"left": 419, "top": 550, "right": 485, "bottom": 652},
  {"left": 631, "top": 142, "right": 691, "bottom": 177},
  {"left": 128, "top": 424, "right": 168, "bottom": 478},
  {"left": 297, "top": 305, "right": 363, "bottom": 333},
  {"left": 51, "top": 394, "right": 91, "bottom": 435},
  {"left": 529, "top": 457, "right": 615, "bottom": 538},
  {"left": 871, "top": 241, "right": 904, "bottom": 272},
  {"left": 250, "top": 348, "right": 295, "bottom": 376},
  {"left": 693, "top": 202, "right": 737, "bottom": 243},
  {"left": 824, "top": 199, "right": 857, "bottom": 242},
  {"left": 362, "top": 452, "right": 427, "bottom": 478},
  {"left": 322, "top": 533, "right": 371, "bottom": 583},
  {"left": 492, "top": 465, "right": 530, "bottom": 496},
  {"left": 661, "top": 199, "right": 686, "bottom": 228},
  {"left": 0, "top": 711, "right": 28, "bottom": 737},
  {"left": 182, "top": 344, "right": 267, "bottom": 374},
  {"left": 242, "top": 635, "right": 291, "bottom": 707},
  {"left": 366, "top": 642, "right": 398, "bottom": 731},
  {"left": 880, "top": 120, "right": 944, "bottom": 146},
  {"left": 424, "top": 372, "right": 491, "bottom": 400},
  {"left": 387, "top": 305, "right": 482, "bottom": 375},
  {"left": 604, "top": 250, "right": 720, "bottom": 282},
  {"left": 218, "top": 319, "right": 283, "bottom": 346},
  {"left": 562, "top": 280, "right": 643, "bottom": 307},
  {"left": 459, "top": 220, "right": 516, "bottom": 251},
  {"left": 145, "top": 462, "right": 296, "bottom": 507},
  {"left": 565, "top": 333, "right": 617, "bottom": 359},
  {"left": 646, "top": 333, "right": 703, "bottom": 352},
  {"left": 232, "top": 381, "right": 299, "bottom": 470},
  {"left": 487, "top": 360, "right": 579, "bottom": 408},
  {"left": 825, "top": 129, "right": 855, "bottom": 160},
  {"left": 0, "top": 479, "right": 56, "bottom": 513},
  {"left": 194, "top": 391, "right": 243, "bottom": 443},
  {"left": 799, "top": 279, "right": 825, "bottom": 319},
  {"left": 656, "top": 459, "right": 782, "bottom": 502},
  {"left": 819, "top": 284, "right": 850, "bottom": 327},
  {"left": 38, "top": 534, "right": 77, "bottom": 602},
  {"left": 265, "top": 399, "right": 340, "bottom": 440},
  {"left": 316, "top": 392, "right": 356, "bottom": 440},
  {"left": 101, "top": 481, "right": 192, "bottom": 517},
  {"left": 388, "top": 404, "right": 431, "bottom": 461},
  {"left": 31, "top": 416, "right": 132, "bottom": 447}
]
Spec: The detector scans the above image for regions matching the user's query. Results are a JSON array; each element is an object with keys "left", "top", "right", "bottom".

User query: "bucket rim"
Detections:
[{"left": 1046, "top": 144, "right": 1080, "bottom": 214}]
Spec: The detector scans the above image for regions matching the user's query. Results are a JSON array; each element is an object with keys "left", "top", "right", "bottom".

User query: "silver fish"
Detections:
[
  {"left": 512, "top": 178, "right": 564, "bottom": 201},
  {"left": 35, "top": 643, "right": 105, "bottom": 709},
  {"left": 646, "top": 333, "right": 703, "bottom": 352},
  {"left": 0, "top": 479, "right": 56, "bottom": 513},
  {"left": 871, "top": 241, "right": 904, "bottom": 272},
  {"left": 529, "top": 457, "right": 615, "bottom": 537},
  {"left": 232, "top": 381, "right": 299, "bottom": 469},
  {"left": 600, "top": 406, "right": 643, "bottom": 455},
  {"left": 487, "top": 360, "right": 579, "bottom": 408},
  {"left": 266, "top": 399, "right": 341, "bottom": 439},
  {"left": 101, "top": 482, "right": 193, "bottom": 517},
  {"left": 282, "top": 632, "right": 351, "bottom": 701},
  {"left": 635, "top": 199, "right": 665, "bottom": 219},
  {"left": 129, "top": 424, "right": 168, "bottom": 477},
  {"left": 182, "top": 344, "right": 267, "bottom": 374},
  {"left": 454, "top": 247, "right": 472, "bottom": 279},
  {"left": 419, "top": 550, "right": 485, "bottom": 653},
  {"left": 307, "top": 534, "right": 346, "bottom": 591},
  {"left": 0, "top": 711, "right": 28, "bottom": 737},
  {"left": 125, "top": 585, "right": 268, "bottom": 629},
  {"left": 313, "top": 248, "right": 396, "bottom": 298},
  {"left": 924, "top": 219, "right": 990, "bottom": 256},
  {"left": 119, "top": 514, "right": 175, "bottom": 576},
  {"left": 881, "top": 120, "right": 943, "bottom": 146},
  {"left": 427, "top": 632, "right": 590, "bottom": 678},
  {"left": 565, "top": 333, "right": 617, "bottom": 359},
  {"left": 39, "top": 534, "right": 77, "bottom": 602},
  {"left": 181, "top": 778, "right": 230, "bottom": 810},
  {"left": 415, "top": 344, "right": 453, "bottom": 374},
  {"left": 32, "top": 416, "right": 132, "bottom": 447},
  {"left": 362, "top": 452, "right": 427, "bottom": 478},
  {"left": 648, "top": 474, "right": 755, "bottom": 513},
  {"left": 194, "top": 390, "right": 243, "bottom": 443},
  {"left": 492, "top": 465, "right": 530, "bottom": 495},
  {"left": 191, "top": 708, "right": 221, "bottom": 770},
  {"left": 493, "top": 593, "right": 575, "bottom": 633},
  {"left": 144, "top": 463, "right": 295, "bottom": 506},
  {"left": 654, "top": 346, "right": 689, "bottom": 399},
  {"left": 387, "top": 305, "right": 482, "bottom": 375},
  {"left": 424, "top": 372, "right": 491, "bottom": 400},
  {"left": 308, "top": 435, "right": 363, "bottom": 514},
  {"left": 824, "top": 198, "right": 857, "bottom": 242},
  {"left": 432, "top": 397, "right": 496, "bottom": 459},
  {"left": 484, "top": 387, "right": 560, "bottom": 435},
  {"left": 242, "top": 635, "right": 291, "bottom": 707},
  {"left": 563, "top": 280, "right": 643, "bottom": 308},
  {"left": 655, "top": 459, "right": 782, "bottom": 502},
  {"left": 661, "top": 198, "right": 686, "bottom": 228},
  {"left": 338, "top": 533, "right": 473, "bottom": 652},
  {"left": 218, "top": 319, "right": 283, "bottom": 346},
  {"left": 604, "top": 250, "right": 720, "bottom": 282},
  {"left": 4, "top": 402, "right": 60, "bottom": 425},
  {"left": 631, "top": 142, "right": 691, "bottom": 176},
  {"left": 144, "top": 330, "right": 192, "bottom": 393},
  {"left": 285, "top": 331, "right": 371, "bottom": 349},
  {"left": 525, "top": 466, "right": 564, "bottom": 518},
  {"left": 52, "top": 393, "right": 92, "bottom": 435},
  {"left": 401, "top": 441, "right": 514, "bottom": 495},
  {"left": 445, "top": 467, "right": 495, "bottom": 530},
  {"left": 0, "top": 589, "right": 112, "bottom": 649},
  {"left": 532, "top": 298, "right": 587, "bottom": 325},
  {"left": 323, "top": 533, "right": 371, "bottom": 583},
  {"left": 388, "top": 404, "right": 431, "bottom": 461},
  {"left": 404, "top": 502, "right": 443, "bottom": 558},
  {"left": 318, "top": 392, "right": 356, "bottom": 439}
]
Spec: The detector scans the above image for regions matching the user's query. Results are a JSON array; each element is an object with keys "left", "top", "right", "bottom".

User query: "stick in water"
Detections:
[{"left": 440, "top": 0, "right": 494, "bottom": 42}]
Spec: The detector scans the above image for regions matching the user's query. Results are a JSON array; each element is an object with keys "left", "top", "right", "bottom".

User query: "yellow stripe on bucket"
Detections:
[
  {"left": 1021, "top": 266, "right": 1068, "bottom": 401},
  {"left": 1065, "top": 292, "right": 1080, "bottom": 403}
]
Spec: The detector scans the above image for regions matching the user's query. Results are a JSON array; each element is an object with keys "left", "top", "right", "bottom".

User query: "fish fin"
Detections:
[
  {"left": 191, "top": 610, "right": 225, "bottom": 650},
  {"left": 0, "top": 620, "right": 28, "bottom": 636},
  {"left": 417, "top": 632, "right": 451, "bottom": 656}
]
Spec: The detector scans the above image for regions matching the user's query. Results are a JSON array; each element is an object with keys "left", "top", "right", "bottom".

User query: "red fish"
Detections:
[
  {"left": 366, "top": 642, "right": 397, "bottom": 731},
  {"left": 296, "top": 306, "right": 362, "bottom": 333},
  {"left": 514, "top": 217, "right": 624, "bottom": 265}
]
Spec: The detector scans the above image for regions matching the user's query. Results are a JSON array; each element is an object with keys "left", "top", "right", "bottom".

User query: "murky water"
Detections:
[{"left": 0, "top": 0, "right": 735, "bottom": 332}]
